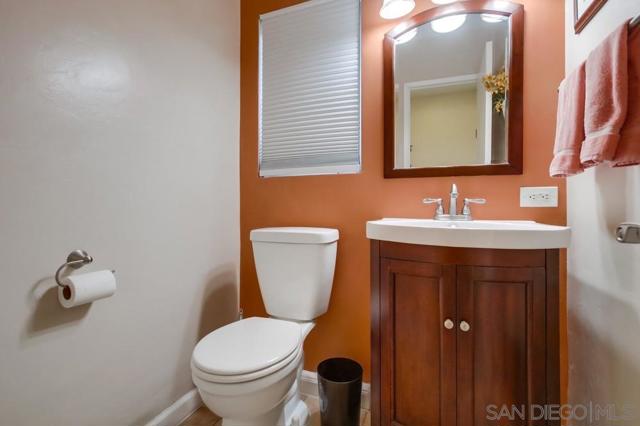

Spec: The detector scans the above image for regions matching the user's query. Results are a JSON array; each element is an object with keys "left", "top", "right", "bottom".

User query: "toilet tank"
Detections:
[{"left": 250, "top": 227, "right": 338, "bottom": 321}]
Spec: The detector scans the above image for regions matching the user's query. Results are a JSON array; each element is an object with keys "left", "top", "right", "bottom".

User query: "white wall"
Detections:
[
  {"left": 565, "top": 1, "right": 640, "bottom": 422},
  {"left": 0, "top": 1, "right": 240, "bottom": 425}
]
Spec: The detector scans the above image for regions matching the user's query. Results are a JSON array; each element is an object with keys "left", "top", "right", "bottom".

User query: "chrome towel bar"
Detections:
[{"left": 616, "top": 223, "right": 640, "bottom": 244}]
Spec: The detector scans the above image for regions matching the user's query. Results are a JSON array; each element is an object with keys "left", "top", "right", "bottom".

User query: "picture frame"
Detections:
[{"left": 574, "top": 0, "right": 609, "bottom": 33}]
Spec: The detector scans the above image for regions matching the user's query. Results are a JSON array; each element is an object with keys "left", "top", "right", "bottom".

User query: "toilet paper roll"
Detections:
[{"left": 58, "top": 270, "right": 116, "bottom": 308}]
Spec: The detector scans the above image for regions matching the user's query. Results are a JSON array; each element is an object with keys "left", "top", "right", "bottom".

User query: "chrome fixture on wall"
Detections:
[
  {"left": 55, "top": 250, "right": 94, "bottom": 287},
  {"left": 616, "top": 223, "right": 640, "bottom": 244},
  {"left": 423, "top": 183, "right": 486, "bottom": 221},
  {"left": 54, "top": 250, "right": 115, "bottom": 287}
]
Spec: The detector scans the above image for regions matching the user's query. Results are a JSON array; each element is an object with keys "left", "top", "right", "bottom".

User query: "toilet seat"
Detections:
[
  {"left": 192, "top": 317, "right": 302, "bottom": 383},
  {"left": 192, "top": 344, "right": 301, "bottom": 384}
]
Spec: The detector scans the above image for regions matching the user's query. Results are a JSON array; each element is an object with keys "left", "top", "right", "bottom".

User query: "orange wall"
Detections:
[{"left": 240, "top": 0, "right": 566, "bottom": 385}]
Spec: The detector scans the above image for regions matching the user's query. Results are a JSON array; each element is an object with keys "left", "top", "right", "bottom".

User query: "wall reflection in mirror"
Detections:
[{"left": 393, "top": 12, "right": 510, "bottom": 169}]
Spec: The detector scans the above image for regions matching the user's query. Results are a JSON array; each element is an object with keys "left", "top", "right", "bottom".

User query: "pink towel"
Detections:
[
  {"left": 550, "top": 64, "right": 586, "bottom": 177},
  {"left": 580, "top": 22, "right": 629, "bottom": 168},
  {"left": 612, "top": 25, "right": 640, "bottom": 167}
]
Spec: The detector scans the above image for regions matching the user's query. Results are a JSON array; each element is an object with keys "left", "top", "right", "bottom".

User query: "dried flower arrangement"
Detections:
[{"left": 482, "top": 68, "right": 509, "bottom": 114}]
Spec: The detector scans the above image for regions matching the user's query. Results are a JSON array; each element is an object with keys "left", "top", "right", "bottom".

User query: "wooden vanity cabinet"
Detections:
[{"left": 370, "top": 241, "right": 560, "bottom": 426}]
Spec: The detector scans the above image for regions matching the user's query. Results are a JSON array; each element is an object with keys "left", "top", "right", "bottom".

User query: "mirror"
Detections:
[{"left": 384, "top": 1, "right": 524, "bottom": 178}]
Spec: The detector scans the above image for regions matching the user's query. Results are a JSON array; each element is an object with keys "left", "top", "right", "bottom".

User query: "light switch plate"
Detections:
[{"left": 520, "top": 187, "right": 558, "bottom": 208}]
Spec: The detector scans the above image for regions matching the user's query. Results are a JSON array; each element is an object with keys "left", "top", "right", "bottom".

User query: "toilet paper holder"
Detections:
[{"left": 55, "top": 250, "right": 114, "bottom": 287}]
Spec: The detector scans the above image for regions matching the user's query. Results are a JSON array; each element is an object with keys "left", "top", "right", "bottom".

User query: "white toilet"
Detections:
[{"left": 191, "top": 227, "right": 339, "bottom": 426}]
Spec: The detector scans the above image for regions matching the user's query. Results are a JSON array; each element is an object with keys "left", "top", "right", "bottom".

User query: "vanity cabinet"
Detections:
[{"left": 370, "top": 241, "right": 560, "bottom": 426}]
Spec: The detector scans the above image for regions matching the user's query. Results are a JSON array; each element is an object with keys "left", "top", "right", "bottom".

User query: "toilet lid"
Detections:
[{"left": 192, "top": 317, "right": 301, "bottom": 376}]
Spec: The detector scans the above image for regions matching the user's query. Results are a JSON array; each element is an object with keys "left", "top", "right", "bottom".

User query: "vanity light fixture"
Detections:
[
  {"left": 395, "top": 28, "right": 418, "bottom": 44},
  {"left": 481, "top": 13, "right": 508, "bottom": 23},
  {"left": 379, "top": 0, "right": 415, "bottom": 20},
  {"left": 430, "top": 14, "right": 467, "bottom": 33}
]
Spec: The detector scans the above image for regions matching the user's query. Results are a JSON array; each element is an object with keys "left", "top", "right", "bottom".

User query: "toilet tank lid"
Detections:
[{"left": 250, "top": 227, "right": 339, "bottom": 244}]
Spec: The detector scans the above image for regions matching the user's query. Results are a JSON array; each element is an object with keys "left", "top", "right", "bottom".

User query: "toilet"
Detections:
[{"left": 191, "top": 227, "right": 339, "bottom": 426}]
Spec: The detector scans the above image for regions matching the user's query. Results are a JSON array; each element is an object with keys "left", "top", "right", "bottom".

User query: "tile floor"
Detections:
[{"left": 180, "top": 395, "right": 370, "bottom": 426}]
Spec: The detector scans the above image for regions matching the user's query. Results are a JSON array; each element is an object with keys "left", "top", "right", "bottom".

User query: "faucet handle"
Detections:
[
  {"left": 423, "top": 198, "right": 444, "bottom": 216},
  {"left": 462, "top": 198, "right": 486, "bottom": 215}
]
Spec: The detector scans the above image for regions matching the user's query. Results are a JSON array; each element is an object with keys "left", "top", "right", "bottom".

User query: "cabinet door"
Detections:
[
  {"left": 457, "top": 266, "right": 547, "bottom": 426},
  {"left": 380, "top": 259, "right": 456, "bottom": 426}
]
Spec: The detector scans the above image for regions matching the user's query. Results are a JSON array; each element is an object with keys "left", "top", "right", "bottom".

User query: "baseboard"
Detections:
[
  {"left": 300, "top": 370, "right": 371, "bottom": 411},
  {"left": 145, "top": 388, "right": 203, "bottom": 426}
]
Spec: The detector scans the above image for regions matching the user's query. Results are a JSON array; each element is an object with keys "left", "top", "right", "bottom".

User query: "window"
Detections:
[{"left": 259, "top": 0, "right": 361, "bottom": 177}]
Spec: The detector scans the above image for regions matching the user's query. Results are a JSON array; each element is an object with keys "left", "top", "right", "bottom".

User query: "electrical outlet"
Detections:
[{"left": 520, "top": 187, "right": 558, "bottom": 208}]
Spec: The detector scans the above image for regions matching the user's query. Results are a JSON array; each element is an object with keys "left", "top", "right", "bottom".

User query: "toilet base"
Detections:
[
  {"left": 281, "top": 375, "right": 310, "bottom": 426},
  {"left": 219, "top": 364, "right": 309, "bottom": 426},
  {"left": 194, "top": 323, "right": 317, "bottom": 426}
]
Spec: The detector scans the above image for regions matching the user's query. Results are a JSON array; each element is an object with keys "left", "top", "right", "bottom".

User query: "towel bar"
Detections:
[
  {"left": 558, "top": 14, "right": 639, "bottom": 94},
  {"left": 616, "top": 223, "right": 640, "bottom": 244}
]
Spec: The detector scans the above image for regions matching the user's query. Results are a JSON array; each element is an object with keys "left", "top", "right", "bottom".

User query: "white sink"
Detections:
[{"left": 366, "top": 218, "right": 571, "bottom": 249}]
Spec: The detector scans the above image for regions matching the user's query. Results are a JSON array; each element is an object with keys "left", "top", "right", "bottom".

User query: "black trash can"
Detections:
[{"left": 317, "top": 358, "right": 363, "bottom": 426}]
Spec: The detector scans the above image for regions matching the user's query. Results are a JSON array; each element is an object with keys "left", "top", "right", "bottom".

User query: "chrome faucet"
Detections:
[
  {"left": 422, "top": 183, "right": 486, "bottom": 221},
  {"left": 449, "top": 183, "right": 459, "bottom": 217}
]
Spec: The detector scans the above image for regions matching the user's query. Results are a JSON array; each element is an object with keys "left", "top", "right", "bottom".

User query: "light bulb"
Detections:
[
  {"left": 481, "top": 13, "right": 508, "bottom": 23},
  {"left": 380, "top": 0, "right": 416, "bottom": 20},
  {"left": 430, "top": 14, "right": 467, "bottom": 33},
  {"left": 395, "top": 28, "right": 418, "bottom": 44}
]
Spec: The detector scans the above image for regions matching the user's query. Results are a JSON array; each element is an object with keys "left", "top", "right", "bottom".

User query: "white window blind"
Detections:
[{"left": 259, "top": 0, "right": 361, "bottom": 177}]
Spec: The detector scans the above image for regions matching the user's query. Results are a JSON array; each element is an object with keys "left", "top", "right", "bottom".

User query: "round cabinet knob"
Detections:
[
  {"left": 444, "top": 319, "right": 454, "bottom": 330},
  {"left": 459, "top": 321, "right": 471, "bottom": 332}
]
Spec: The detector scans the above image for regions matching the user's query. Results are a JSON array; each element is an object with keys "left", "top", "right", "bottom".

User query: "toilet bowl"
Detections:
[
  {"left": 191, "top": 227, "right": 339, "bottom": 426},
  {"left": 192, "top": 317, "right": 311, "bottom": 426}
]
